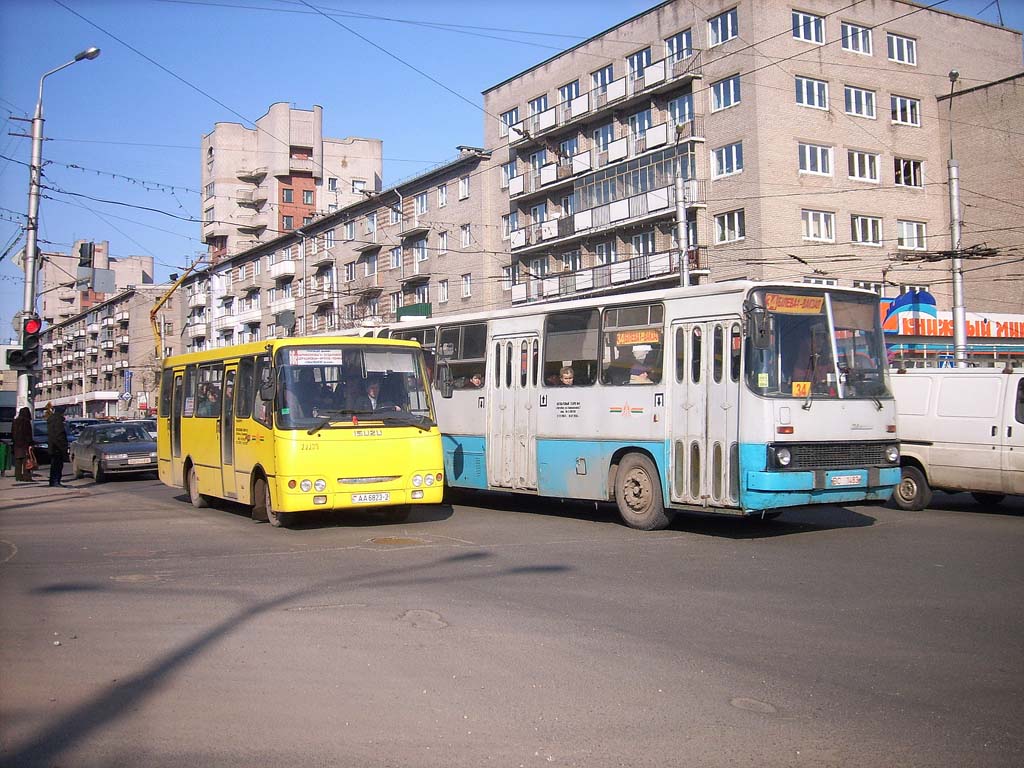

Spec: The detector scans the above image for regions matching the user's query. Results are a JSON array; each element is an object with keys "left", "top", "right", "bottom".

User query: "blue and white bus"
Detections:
[{"left": 384, "top": 280, "right": 899, "bottom": 529}]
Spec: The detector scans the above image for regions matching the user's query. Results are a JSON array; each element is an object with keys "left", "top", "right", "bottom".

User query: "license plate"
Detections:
[
  {"left": 352, "top": 492, "right": 390, "bottom": 504},
  {"left": 830, "top": 474, "right": 862, "bottom": 487},
  {"left": 128, "top": 458, "right": 151, "bottom": 465}
]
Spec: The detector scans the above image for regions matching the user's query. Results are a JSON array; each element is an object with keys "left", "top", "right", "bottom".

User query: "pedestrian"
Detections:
[
  {"left": 47, "top": 406, "right": 69, "bottom": 488},
  {"left": 12, "top": 407, "right": 37, "bottom": 482}
]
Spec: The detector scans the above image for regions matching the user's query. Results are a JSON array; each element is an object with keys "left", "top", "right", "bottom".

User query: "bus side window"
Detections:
[
  {"left": 236, "top": 357, "right": 255, "bottom": 419},
  {"left": 675, "top": 327, "right": 686, "bottom": 383},
  {"left": 253, "top": 354, "right": 273, "bottom": 428},
  {"left": 494, "top": 342, "right": 501, "bottom": 390},
  {"left": 183, "top": 365, "right": 198, "bottom": 417},
  {"left": 159, "top": 369, "right": 173, "bottom": 417},
  {"left": 730, "top": 324, "right": 742, "bottom": 382}
]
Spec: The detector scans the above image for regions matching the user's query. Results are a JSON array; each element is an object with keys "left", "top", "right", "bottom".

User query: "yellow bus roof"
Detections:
[{"left": 162, "top": 336, "right": 421, "bottom": 369}]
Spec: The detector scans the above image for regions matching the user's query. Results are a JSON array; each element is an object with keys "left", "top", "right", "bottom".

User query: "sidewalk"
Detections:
[{"left": 0, "top": 465, "right": 89, "bottom": 505}]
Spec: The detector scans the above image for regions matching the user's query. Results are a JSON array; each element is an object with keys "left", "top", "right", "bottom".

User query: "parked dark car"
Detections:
[
  {"left": 71, "top": 423, "right": 157, "bottom": 482},
  {"left": 66, "top": 418, "right": 103, "bottom": 441},
  {"left": 31, "top": 420, "right": 51, "bottom": 464},
  {"left": 121, "top": 419, "right": 157, "bottom": 439}
]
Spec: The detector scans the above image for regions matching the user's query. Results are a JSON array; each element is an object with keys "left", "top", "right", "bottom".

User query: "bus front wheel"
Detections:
[
  {"left": 614, "top": 454, "right": 671, "bottom": 531},
  {"left": 893, "top": 465, "right": 931, "bottom": 511},
  {"left": 187, "top": 465, "right": 209, "bottom": 508},
  {"left": 255, "top": 477, "right": 293, "bottom": 528}
]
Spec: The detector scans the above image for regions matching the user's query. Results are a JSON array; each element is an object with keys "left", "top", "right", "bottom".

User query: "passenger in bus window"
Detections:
[
  {"left": 558, "top": 366, "right": 575, "bottom": 386},
  {"left": 354, "top": 376, "right": 401, "bottom": 412},
  {"left": 468, "top": 372, "right": 484, "bottom": 388},
  {"left": 629, "top": 349, "right": 653, "bottom": 384},
  {"left": 197, "top": 386, "right": 220, "bottom": 417}
]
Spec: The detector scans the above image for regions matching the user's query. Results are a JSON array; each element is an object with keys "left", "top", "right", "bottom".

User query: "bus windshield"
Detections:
[
  {"left": 745, "top": 288, "right": 890, "bottom": 400},
  {"left": 273, "top": 344, "right": 435, "bottom": 430}
]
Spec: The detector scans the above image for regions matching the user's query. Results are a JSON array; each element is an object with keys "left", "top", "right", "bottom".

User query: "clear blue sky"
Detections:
[{"left": 1, "top": 0, "right": 1021, "bottom": 341}]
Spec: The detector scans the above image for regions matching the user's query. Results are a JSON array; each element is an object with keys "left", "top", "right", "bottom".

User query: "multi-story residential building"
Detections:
[
  {"left": 182, "top": 147, "right": 500, "bottom": 350},
  {"left": 35, "top": 287, "right": 180, "bottom": 418},
  {"left": 200, "top": 103, "right": 383, "bottom": 263},
  {"left": 39, "top": 240, "right": 154, "bottom": 326},
  {"left": 481, "top": 0, "right": 1022, "bottom": 312}
]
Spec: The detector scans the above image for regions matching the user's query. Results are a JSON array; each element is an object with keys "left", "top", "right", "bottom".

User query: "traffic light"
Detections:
[
  {"left": 78, "top": 241, "right": 95, "bottom": 268},
  {"left": 6, "top": 316, "right": 42, "bottom": 370}
]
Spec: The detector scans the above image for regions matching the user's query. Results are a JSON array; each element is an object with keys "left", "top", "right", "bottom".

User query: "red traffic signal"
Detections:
[
  {"left": 24, "top": 316, "right": 42, "bottom": 336},
  {"left": 6, "top": 314, "right": 43, "bottom": 369}
]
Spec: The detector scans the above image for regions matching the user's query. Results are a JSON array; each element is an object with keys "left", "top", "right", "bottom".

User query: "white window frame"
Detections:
[
  {"left": 844, "top": 85, "right": 876, "bottom": 118},
  {"left": 344, "top": 221, "right": 354, "bottom": 240},
  {"left": 851, "top": 215, "right": 883, "bottom": 246},
  {"left": 502, "top": 266, "right": 513, "bottom": 291},
  {"left": 499, "top": 108, "right": 519, "bottom": 137},
  {"left": 795, "top": 76, "right": 829, "bottom": 109},
  {"left": 792, "top": 10, "right": 824, "bottom": 44},
  {"left": 894, "top": 157, "right": 923, "bottom": 188},
  {"left": 365, "top": 252, "right": 377, "bottom": 277},
  {"left": 459, "top": 175, "right": 470, "bottom": 199},
  {"left": 798, "top": 142, "right": 832, "bottom": 176},
  {"left": 390, "top": 247, "right": 402, "bottom": 270},
  {"left": 461, "top": 273, "right": 472, "bottom": 298},
  {"left": 711, "top": 75, "right": 741, "bottom": 112},
  {"left": 460, "top": 224, "right": 472, "bottom": 248},
  {"left": 389, "top": 291, "right": 402, "bottom": 314},
  {"left": 528, "top": 94, "right": 548, "bottom": 116},
  {"left": 853, "top": 280, "right": 884, "bottom": 295},
  {"left": 841, "top": 22, "right": 872, "bottom": 55},
  {"left": 715, "top": 209, "right": 745, "bottom": 244},
  {"left": 666, "top": 29, "right": 692, "bottom": 63},
  {"left": 897, "top": 220, "right": 927, "bottom": 250},
  {"left": 437, "top": 184, "right": 447, "bottom": 208},
  {"left": 891, "top": 95, "right": 921, "bottom": 126},
  {"left": 712, "top": 141, "right": 743, "bottom": 178},
  {"left": 887, "top": 33, "right": 917, "bottom": 65},
  {"left": 414, "top": 191, "right": 428, "bottom": 216},
  {"left": 709, "top": 8, "right": 738, "bottom": 47},
  {"left": 801, "top": 209, "right": 836, "bottom": 242},
  {"left": 848, "top": 150, "right": 880, "bottom": 183},
  {"left": 344, "top": 263, "right": 355, "bottom": 282},
  {"left": 438, "top": 231, "right": 448, "bottom": 255},
  {"left": 415, "top": 284, "right": 429, "bottom": 304},
  {"left": 500, "top": 160, "right": 516, "bottom": 189},
  {"left": 438, "top": 279, "right": 449, "bottom": 304}
]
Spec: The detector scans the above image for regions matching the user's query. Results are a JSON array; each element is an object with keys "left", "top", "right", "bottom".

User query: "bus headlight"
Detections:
[
  {"left": 424, "top": 474, "right": 435, "bottom": 486},
  {"left": 314, "top": 479, "right": 327, "bottom": 492},
  {"left": 300, "top": 479, "right": 312, "bottom": 492},
  {"left": 411, "top": 474, "right": 423, "bottom": 487},
  {"left": 774, "top": 447, "right": 792, "bottom": 468},
  {"left": 885, "top": 445, "right": 900, "bottom": 464}
]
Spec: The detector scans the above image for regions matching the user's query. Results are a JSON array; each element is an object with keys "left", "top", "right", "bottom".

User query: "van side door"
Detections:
[{"left": 1002, "top": 376, "right": 1024, "bottom": 495}]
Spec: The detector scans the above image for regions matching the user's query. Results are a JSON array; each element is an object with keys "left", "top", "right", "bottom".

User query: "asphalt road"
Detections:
[{"left": 1, "top": 475, "right": 1021, "bottom": 768}]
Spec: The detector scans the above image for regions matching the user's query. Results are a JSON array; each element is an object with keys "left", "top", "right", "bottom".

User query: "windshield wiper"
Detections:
[
  {"left": 377, "top": 411, "right": 435, "bottom": 432},
  {"left": 307, "top": 409, "right": 434, "bottom": 434},
  {"left": 307, "top": 409, "right": 357, "bottom": 435}
]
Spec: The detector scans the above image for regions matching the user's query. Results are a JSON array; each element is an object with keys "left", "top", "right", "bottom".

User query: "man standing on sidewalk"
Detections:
[{"left": 47, "top": 407, "right": 69, "bottom": 488}]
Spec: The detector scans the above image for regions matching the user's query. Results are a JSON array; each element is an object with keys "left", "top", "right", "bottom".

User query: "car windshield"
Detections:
[
  {"left": 94, "top": 425, "right": 151, "bottom": 443},
  {"left": 32, "top": 422, "right": 48, "bottom": 438}
]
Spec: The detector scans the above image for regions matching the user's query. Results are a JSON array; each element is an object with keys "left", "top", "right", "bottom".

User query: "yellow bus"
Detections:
[{"left": 157, "top": 337, "right": 444, "bottom": 527}]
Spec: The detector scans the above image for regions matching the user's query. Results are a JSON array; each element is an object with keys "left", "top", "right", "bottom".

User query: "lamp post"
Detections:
[
  {"left": 946, "top": 69, "right": 968, "bottom": 368},
  {"left": 17, "top": 46, "right": 101, "bottom": 411}
]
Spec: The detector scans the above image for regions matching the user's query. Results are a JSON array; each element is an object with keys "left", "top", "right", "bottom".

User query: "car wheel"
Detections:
[
  {"left": 614, "top": 453, "right": 671, "bottom": 530},
  {"left": 187, "top": 464, "right": 209, "bottom": 508},
  {"left": 92, "top": 458, "right": 105, "bottom": 484},
  {"left": 892, "top": 465, "right": 931, "bottom": 511}
]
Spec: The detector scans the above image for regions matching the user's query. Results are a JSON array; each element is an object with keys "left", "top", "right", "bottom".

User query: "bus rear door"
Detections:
[
  {"left": 486, "top": 334, "right": 538, "bottom": 491},
  {"left": 220, "top": 366, "right": 237, "bottom": 499}
]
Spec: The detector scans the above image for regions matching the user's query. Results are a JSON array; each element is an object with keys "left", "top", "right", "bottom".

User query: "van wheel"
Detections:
[
  {"left": 893, "top": 465, "right": 931, "bottom": 511},
  {"left": 614, "top": 453, "right": 671, "bottom": 530},
  {"left": 255, "top": 477, "right": 292, "bottom": 528},
  {"left": 187, "top": 465, "right": 209, "bottom": 508},
  {"left": 971, "top": 492, "right": 1005, "bottom": 506}
]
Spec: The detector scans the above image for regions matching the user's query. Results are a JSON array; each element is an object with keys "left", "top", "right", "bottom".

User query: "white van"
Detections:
[{"left": 889, "top": 368, "right": 1024, "bottom": 509}]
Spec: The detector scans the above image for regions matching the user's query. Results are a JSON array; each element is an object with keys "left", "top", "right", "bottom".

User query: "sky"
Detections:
[{"left": 0, "top": 0, "right": 1021, "bottom": 342}]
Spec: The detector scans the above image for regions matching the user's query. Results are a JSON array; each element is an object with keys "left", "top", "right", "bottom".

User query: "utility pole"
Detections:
[
  {"left": 675, "top": 165, "right": 690, "bottom": 287},
  {"left": 947, "top": 70, "right": 968, "bottom": 368}
]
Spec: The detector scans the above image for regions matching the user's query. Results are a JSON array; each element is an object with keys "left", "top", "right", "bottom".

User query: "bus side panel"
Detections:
[
  {"left": 535, "top": 438, "right": 667, "bottom": 501},
  {"left": 233, "top": 416, "right": 275, "bottom": 507},
  {"left": 441, "top": 434, "right": 488, "bottom": 490}
]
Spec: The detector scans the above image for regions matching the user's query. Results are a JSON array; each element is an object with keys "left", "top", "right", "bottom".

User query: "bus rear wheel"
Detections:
[
  {"left": 187, "top": 464, "right": 209, "bottom": 508},
  {"left": 255, "top": 477, "right": 293, "bottom": 528},
  {"left": 615, "top": 454, "right": 671, "bottom": 531},
  {"left": 893, "top": 465, "right": 931, "bottom": 511}
]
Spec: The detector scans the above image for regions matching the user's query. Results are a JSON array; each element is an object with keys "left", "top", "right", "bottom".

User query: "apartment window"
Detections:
[
  {"left": 303, "top": 217, "right": 312, "bottom": 226},
  {"left": 529, "top": 257, "right": 550, "bottom": 278},
  {"left": 897, "top": 220, "right": 927, "bottom": 250},
  {"left": 627, "top": 47, "right": 652, "bottom": 81},
  {"left": 415, "top": 191, "right": 428, "bottom": 215},
  {"left": 325, "top": 229, "right": 335, "bottom": 248},
  {"left": 502, "top": 266, "right": 513, "bottom": 291},
  {"left": 365, "top": 253, "right": 377, "bottom": 277},
  {"left": 531, "top": 202, "right": 547, "bottom": 223},
  {"left": 413, "top": 238, "right": 427, "bottom": 262},
  {"left": 204, "top": 182, "right": 214, "bottom": 199},
  {"left": 344, "top": 221, "right": 354, "bottom": 240},
  {"left": 559, "top": 137, "right": 578, "bottom": 163},
  {"left": 415, "top": 284, "right": 429, "bottom": 304},
  {"left": 528, "top": 94, "right": 548, "bottom": 116},
  {"left": 891, "top": 95, "right": 921, "bottom": 126},
  {"left": 499, "top": 107, "right": 519, "bottom": 137},
  {"left": 841, "top": 22, "right": 872, "bottom": 54},
  {"left": 438, "top": 231, "right": 448, "bottom": 255},
  {"left": 282, "top": 188, "right": 294, "bottom": 203},
  {"left": 795, "top": 76, "right": 828, "bottom": 109},
  {"left": 352, "top": 179, "right": 366, "bottom": 194},
  {"left": 802, "top": 209, "right": 835, "bottom": 242},
  {"left": 628, "top": 109, "right": 652, "bottom": 141},
  {"left": 715, "top": 209, "right": 745, "bottom": 243},
  {"left": 328, "top": 177, "right": 338, "bottom": 192},
  {"left": 459, "top": 175, "right": 470, "bottom": 199},
  {"left": 668, "top": 93, "right": 694, "bottom": 125},
  {"left": 711, "top": 75, "right": 741, "bottom": 111},
  {"left": 853, "top": 280, "right": 884, "bottom": 295},
  {"left": 461, "top": 273, "right": 472, "bottom": 298},
  {"left": 501, "top": 160, "right": 517, "bottom": 189},
  {"left": 712, "top": 141, "right": 743, "bottom": 177},
  {"left": 367, "top": 212, "right": 377, "bottom": 233},
  {"left": 666, "top": 29, "right": 692, "bottom": 62},
  {"left": 203, "top": 207, "right": 214, "bottom": 224},
  {"left": 461, "top": 224, "right": 472, "bottom": 248},
  {"left": 887, "top": 33, "right": 917, "bottom": 65},
  {"left": 798, "top": 142, "right": 832, "bottom": 175},
  {"left": 529, "top": 149, "right": 547, "bottom": 173},
  {"left": 848, "top": 150, "right": 880, "bottom": 182},
  {"left": 559, "top": 80, "right": 580, "bottom": 104},
  {"left": 595, "top": 241, "right": 617, "bottom": 265},
  {"left": 254, "top": 259, "right": 261, "bottom": 276},
  {"left": 844, "top": 85, "right": 876, "bottom": 118},
  {"left": 894, "top": 158, "right": 923, "bottom": 187},
  {"left": 851, "top": 215, "right": 882, "bottom": 246},
  {"left": 591, "top": 65, "right": 613, "bottom": 94},
  {"left": 709, "top": 8, "right": 738, "bottom": 47},
  {"left": 900, "top": 283, "right": 929, "bottom": 294},
  {"left": 792, "top": 10, "right": 824, "bottom": 43},
  {"left": 344, "top": 263, "right": 355, "bottom": 282},
  {"left": 390, "top": 247, "right": 402, "bottom": 270},
  {"left": 389, "top": 292, "right": 402, "bottom": 314},
  {"left": 390, "top": 205, "right": 401, "bottom": 225},
  {"left": 562, "top": 250, "right": 582, "bottom": 272},
  {"left": 593, "top": 123, "right": 615, "bottom": 153},
  {"left": 438, "top": 280, "right": 449, "bottom": 304},
  {"left": 303, "top": 189, "right": 313, "bottom": 205},
  {"left": 561, "top": 193, "right": 576, "bottom": 216},
  {"left": 367, "top": 298, "right": 379, "bottom": 317},
  {"left": 282, "top": 215, "right": 293, "bottom": 230},
  {"left": 502, "top": 213, "right": 516, "bottom": 240},
  {"left": 437, "top": 184, "right": 447, "bottom": 208},
  {"left": 803, "top": 277, "right": 838, "bottom": 286}
]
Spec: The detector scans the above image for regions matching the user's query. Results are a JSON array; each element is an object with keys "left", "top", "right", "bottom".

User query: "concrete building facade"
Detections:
[
  {"left": 200, "top": 103, "right": 383, "bottom": 262},
  {"left": 481, "top": 0, "right": 1022, "bottom": 313},
  {"left": 35, "top": 287, "right": 179, "bottom": 418}
]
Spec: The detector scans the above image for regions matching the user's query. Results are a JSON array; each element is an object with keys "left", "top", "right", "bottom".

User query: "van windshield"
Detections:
[{"left": 745, "top": 288, "right": 890, "bottom": 400}]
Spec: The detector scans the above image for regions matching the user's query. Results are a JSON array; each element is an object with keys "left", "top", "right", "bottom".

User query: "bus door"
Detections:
[
  {"left": 170, "top": 371, "right": 185, "bottom": 484},
  {"left": 669, "top": 320, "right": 741, "bottom": 507},
  {"left": 486, "top": 335, "right": 539, "bottom": 490},
  {"left": 220, "top": 366, "right": 238, "bottom": 499}
]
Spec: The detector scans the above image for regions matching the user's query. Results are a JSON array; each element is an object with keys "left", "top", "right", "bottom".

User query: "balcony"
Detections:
[
  {"left": 269, "top": 296, "right": 296, "bottom": 315},
  {"left": 398, "top": 217, "right": 430, "bottom": 239},
  {"left": 354, "top": 235, "right": 381, "bottom": 253},
  {"left": 310, "top": 290, "right": 335, "bottom": 307},
  {"left": 116, "top": 360, "right": 129, "bottom": 370},
  {"left": 186, "top": 322, "right": 209, "bottom": 339},
  {"left": 73, "top": 350, "right": 85, "bottom": 360},
  {"left": 116, "top": 311, "right": 130, "bottom": 323},
  {"left": 510, "top": 152, "right": 593, "bottom": 200},
  {"left": 87, "top": 323, "right": 100, "bottom": 335},
  {"left": 101, "top": 317, "right": 115, "bottom": 328},
  {"left": 212, "top": 315, "right": 236, "bottom": 333},
  {"left": 310, "top": 251, "right": 335, "bottom": 269},
  {"left": 289, "top": 157, "right": 314, "bottom": 173},
  {"left": 187, "top": 292, "right": 207, "bottom": 309},
  {"left": 117, "top": 335, "right": 130, "bottom": 346},
  {"left": 87, "top": 368, "right": 99, "bottom": 378},
  {"left": 87, "top": 346, "right": 99, "bottom": 356},
  {"left": 236, "top": 166, "right": 267, "bottom": 182},
  {"left": 270, "top": 259, "right": 297, "bottom": 279},
  {"left": 235, "top": 276, "right": 260, "bottom": 296},
  {"left": 511, "top": 247, "right": 708, "bottom": 305},
  {"left": 235, "top": 214, "right": 266, "bottom": 233},
  {"left": 235, "top": 306, "right": 262, "bottom": 325},
  {"left": 100, "top": 340, "right": 115, "bottom": 351},
  {"left": 237, "top": 185, "right": 269, "bottom": 207},
  {"left": 509, "top": 51, "right": 703, "bottom": 148},
  {"left": 101, "top": 364, "right": 115, "bottom": 373},
  {"left": 74, "top": 328, "right": 86, "bottom": 338}
]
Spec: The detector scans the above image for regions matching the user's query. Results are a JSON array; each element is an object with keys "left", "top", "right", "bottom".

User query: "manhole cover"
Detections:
[{"left": 369, "top": 536, "right": 426, "bottom": 546}]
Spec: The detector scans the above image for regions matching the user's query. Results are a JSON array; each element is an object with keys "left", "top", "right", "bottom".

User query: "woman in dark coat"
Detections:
[
  {"left": 12, "top": 407, "right": 36, "bottom": 482},
  {"left": 47, "top": 408, "right": 69, "bottom": 488}
]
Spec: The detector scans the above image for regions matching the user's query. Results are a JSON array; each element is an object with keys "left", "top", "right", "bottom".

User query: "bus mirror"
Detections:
[
  {"left": 437, "top": 361, "right": 454, "bottom": 399},
  {"left": 748, "top": 308, "right": 770, "bottom": 349},
  {"left": 259, "top": 376, "right": 277, "bottom": 403}
]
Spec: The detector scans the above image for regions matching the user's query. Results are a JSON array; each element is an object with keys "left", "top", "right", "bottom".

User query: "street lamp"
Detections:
[
  {"left": 17, "top": 46, "right": 101, "bottom": 410},
  {"left": 946, "top": 68, "right": 968, "bottom": 368}
]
